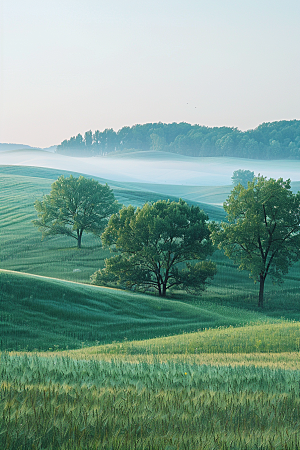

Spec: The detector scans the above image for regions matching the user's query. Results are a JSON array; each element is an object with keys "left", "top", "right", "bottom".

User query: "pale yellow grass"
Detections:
[{"left": 10, "top": 350, "right": 300, "bottom": 370}]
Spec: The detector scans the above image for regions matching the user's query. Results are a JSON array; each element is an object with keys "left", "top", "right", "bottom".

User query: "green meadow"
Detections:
[
  {"left": 1, "top": 163, "right": 300, "bottom": 449},
  {"left": 0, "top": 269, "right": 275, "bottom": 351}
]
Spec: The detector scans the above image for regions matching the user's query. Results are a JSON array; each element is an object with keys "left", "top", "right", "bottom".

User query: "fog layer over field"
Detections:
[{"left": 1, "top": 149, "right": 300, "bottom": 185}]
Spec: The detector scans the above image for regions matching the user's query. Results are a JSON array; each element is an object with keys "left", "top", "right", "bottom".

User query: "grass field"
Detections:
[
  {"left": 0, "top": 164, "right": 299, "bottom": 308},
  {"left": 1, "top": 163, "right": 300, "bottom": 449},
  {"left": 2, "top": 337, "right": 300, "bottom": 449}
]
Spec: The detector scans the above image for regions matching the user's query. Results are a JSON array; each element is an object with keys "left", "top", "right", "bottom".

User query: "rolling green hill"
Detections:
[
  {"left": 0, "top": 165, "right": 224, "bottom": 282},
  {"left": 0, "top": 164, "right": 300, "bottom": 318},
  {"left": 127, "top": 182, "right": 232, "bottom": 205},
  {"left": 0, "top": 269, "right": 270, "bottom": 351}
]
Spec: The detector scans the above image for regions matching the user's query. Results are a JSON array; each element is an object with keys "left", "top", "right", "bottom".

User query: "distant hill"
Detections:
[
  {"left": 0, "top": 143, "right": 36, "bottom": 152},
  {"left": 0, "top": 143, "right": 57, "bottom": 152},
  {"left": 0, "top": 164, "right": 227, "bottom": 221}
]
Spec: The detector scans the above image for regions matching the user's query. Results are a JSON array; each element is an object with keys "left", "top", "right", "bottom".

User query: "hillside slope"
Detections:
[
  {"left": 0, "top": 270, "right": 269, "bottom": 351},
  {"left": 0, "top": 165, "right": 300, "bottom": 318},
  {"left": 0, "top": 166, "right": 225, "bottom": 283},
  {"left": 0, "top": 165, "right": 226, "bottom": 217}
]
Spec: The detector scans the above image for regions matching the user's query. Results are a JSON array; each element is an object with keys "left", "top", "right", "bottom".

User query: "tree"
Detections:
[
  {"left": 91, "top": 199, "right": 216, "bottom": 296},
  {"left": 231, "top": 169, "right": 255, "bottom": 188},
  {"left": 150, "top": 133, "right": 167, "bottom": 152},
  {"left": 33, "top": 175, "right": 120, "bottom": 248},
  {"left": 210, "top": 176, "right": 300, "bottom": 307},
  {"left": 84, "top": 130, "right": 93, "bottom": 148}
]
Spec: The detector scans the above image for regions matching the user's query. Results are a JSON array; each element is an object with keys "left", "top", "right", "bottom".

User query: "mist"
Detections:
[{"left": 1, "top": 149, "right": 300, "bottom": 186}]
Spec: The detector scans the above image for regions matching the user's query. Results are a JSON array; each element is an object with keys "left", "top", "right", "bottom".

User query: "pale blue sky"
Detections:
[{"left": 1, "top": 0, "right": 300, "bottom": 147}]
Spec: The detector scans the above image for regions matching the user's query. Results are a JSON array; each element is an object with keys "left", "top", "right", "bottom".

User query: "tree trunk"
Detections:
[
  {"left": 258, "top": 274, "right": 265, "bottom": 308},
  {"left": 77, "top": 230, "right": 83, "bottom": 248},
  {"left": 157, "top": 283, "right": 162, "bottom": 296},
  {"left": 157, "top": 283, "right": 167, "bottom": 297}
]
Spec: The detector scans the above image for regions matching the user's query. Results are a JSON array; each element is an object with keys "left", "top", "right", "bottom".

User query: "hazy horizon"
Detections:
[
  {"left": 2, "top": 119, "right": 299, "bottom": 150},
  {"left": 1, "top": 0, "right": 300, "bottom": 148}
]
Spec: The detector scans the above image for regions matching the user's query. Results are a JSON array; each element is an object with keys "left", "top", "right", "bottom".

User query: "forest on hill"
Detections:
[{"left": 56, "top": 120, "right": 300, "bottom": 159}]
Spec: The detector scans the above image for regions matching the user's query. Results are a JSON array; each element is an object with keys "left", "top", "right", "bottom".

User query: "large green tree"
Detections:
[
  {"left": 91, "top": 199, "right": 216, "bottom": 296},
  {"left": 33, "top": 175, "right": 120, "bottom": 248},
  {"left": 210, "top": 176, "right": 300, "bottom": 307}
]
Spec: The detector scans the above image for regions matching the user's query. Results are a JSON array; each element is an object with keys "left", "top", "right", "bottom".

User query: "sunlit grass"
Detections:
[
  {"left": 61, "top": 321, "right": 300, "bottom": 355},
  {"left": 16, "top": 349, "right": 300, "bottom": 370}
]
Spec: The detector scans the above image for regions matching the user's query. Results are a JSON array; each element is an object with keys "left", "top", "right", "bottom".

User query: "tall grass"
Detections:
[{"left": 1, "top": 352, "right": 300, "bottom": 449}]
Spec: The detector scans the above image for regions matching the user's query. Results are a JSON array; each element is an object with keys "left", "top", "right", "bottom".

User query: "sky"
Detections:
[{"left": 1, "top": 0, "right": 300, "bottom": 148}]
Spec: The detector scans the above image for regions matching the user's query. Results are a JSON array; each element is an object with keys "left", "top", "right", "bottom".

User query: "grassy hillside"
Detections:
[
  {"left": 86, "top": 321, "right": 300, "bottom": 355},
  {"left": 0, "top": 165, "right": 300, "bottom": 318},
  {"left": 0, "top": 164, "right": 227, "bottom": 216},
  {"left": 1, "top": 164, "right": 300, "bottom": 450},
  {"left": 0, "top": 166, "right": 225, "bottom": 279},
  {"left": 0, "top": 269, "right": 270, "bottom": 351},
  {"left": 119, "top": 182, "right": 232, "bottom": 205}
]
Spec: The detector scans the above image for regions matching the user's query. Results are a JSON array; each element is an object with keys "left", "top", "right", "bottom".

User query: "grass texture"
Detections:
[
  {"left": 75, "top": 321, "right": 300, "bottom": 355},
  {"left": 1, "top": 350, "right": 300, "bottom": 449}
]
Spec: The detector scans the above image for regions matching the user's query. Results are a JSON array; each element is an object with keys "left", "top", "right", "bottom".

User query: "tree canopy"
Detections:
[
  {"left": 91, "top": 199, "right": 216, "bottom": 296},
  {"left": 231, "top": 169, "right": 255, "bottom": 188},
  {"left": 33, "top": 175, "right": 120, "bottom": 248},
  {"left": 56, "top": 120, "right": 300, "bottom": 159},
  {"left": 210, "top": 176, "right": 300, "bottom": 307}
]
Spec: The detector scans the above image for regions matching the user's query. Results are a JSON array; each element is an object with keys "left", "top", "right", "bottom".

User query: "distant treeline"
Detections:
[{"left": 56, "top": 120, "right": 300, "bottom": 159}]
